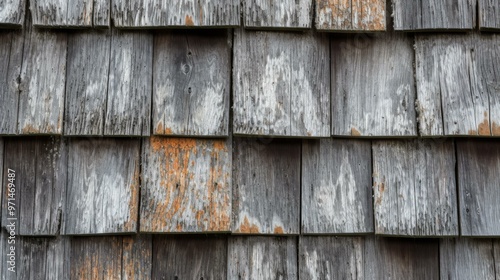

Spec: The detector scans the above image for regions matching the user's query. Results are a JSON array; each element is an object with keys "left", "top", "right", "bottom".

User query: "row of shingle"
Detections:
[
  {"left": 1, "top": 233, "right": 499, "bottom": 279},
  {"left": 1, "top": 136, "right": 499, "bottom": 237},
  {"left": 1, "top": 28, "right": 499, "bottom": 138}
]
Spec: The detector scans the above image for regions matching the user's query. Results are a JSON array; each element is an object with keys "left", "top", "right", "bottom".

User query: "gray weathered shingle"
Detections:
[
  {"left": 316, "top": 0, "right": 386, "bottom": 31},
  {"left": 244, "top": 0, "right": 312, "bottom": 29},
  {"left": 0, "top": 0, "right": 25, "bottom": 27}
]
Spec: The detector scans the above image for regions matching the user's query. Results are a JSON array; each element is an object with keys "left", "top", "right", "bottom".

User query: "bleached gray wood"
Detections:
[
  {"left": 0, "top": 0, "right": 25, "bottom": 27},
  {"left": 0, "top": 31, "right": 23, "bottom": 135},
  {"left": 18, "top": 25, "right": 67, "bottom": 135},
  {"left": 0, "top": 138, "right": 2, "bottom": 226},
  {"left": 2, "top": 137, "right": 67, "bottom": 236},
  {"left": 302, "top": 139, "right": 373, "bottom": 234},
  {"left": 331, "top": 33, "right": 416, "bottom": 137},
  {"left": 71, "top": 237, "right": 122, "bottom": 279},
  {"left": 392, "top": 0, "right": 475, "bottom": 30},
  {"left": 458, "top": 140, "right": 500, "bottom": 236},
  {"left": 228, "top": 236, "right": 297, "bottom": 279},
  {"left": 122, "top": 235, "right": 152, "bottom": 280},
  {"left": 416, "top": 34, "right": 500, "bottom": 136},
  {"left": 232, "top": 138, "right": 300, "bottom": 235},
  {"left": 30, "top": 0, "right": 109, "bottom": 27},
  {"left": 244, "top": 0, "right": 312, "bottom": 29},
  {"left": 104, "top": 30, "right": 152, "bottom": 136},
  {"left": 112, "top": 0, "right": 240, "bottom": 28},
  {"left": 64, "top": 31, "right": 111, "bottom": 136},
  {"left": 480, "top": 0, "right": 500, "bottom": 30},
  {"left": 153, "top": 30, "right": 230, "bottom": 136},
  {"left": 440, "top": 238, "right": 496, "bottom": 280},
  {"left": 233, "top": 29, "right": 330, "bottom": 137},
  {"left": 93, "top": 0, "right": 110, "bottom": 28},
  {"left": 140, "top": 137, "right": 232, "bottom": 233},
  {"left": 64, "top": 138, "right": 140, "bottom": 235},
  {"left": 373, "top": 140, "right": 458, "bottom": 236},
  {"left": 152, "top": 235, "right": 227, "bottom": 279},
  {"left": 316, "top": 0, "right": 386, "bottom": 31}
]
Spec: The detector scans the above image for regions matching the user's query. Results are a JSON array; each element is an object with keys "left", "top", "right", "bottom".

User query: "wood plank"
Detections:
[
  {"left": 495, "top": 239, "right": 500, "bottom": 279},
  {"left": 64, "top": 138, "right": 140, "bottom": 235},
  {"left": 331, "top": 33, "right": 416, "bottom": 137},
  {"left": 153, "top": 30, "right": 230, "bottom": 136},
  {"left": 232, "top": 138, "right": 300, "bottom": 235},
  {"left": 30, "top": 0, "right": 109, "bottom": 27},
  {"left": 104, "top": 29, "right": 152, "bottom": 136},
  {"left": 228, "top": 236, "right": 297, "bottom": 279},
  {"left": 112, "top": 0, "right": 240, "bottom": 28},
  {"left": 316, "top": 0, "right": 385, "bottom": 31},
  {"left": 301, "top": 139, "right": 373, "bottom": 234},
  {"left": 2, "top": 137, "right": 67, "bottom": 236},
  {"left": 244, "top": 0, "right": 312, "bottom": 29},
  {"left": 71, "top": 237, "right": 122, "bottom": 280},
  {"left": 93, "top": 0, "right": 110, "bottom": 28},
  {"left": 140, "top": 136, "right": 231, "bottom": 233},
  {"left": 480, "top": 0, "right": 500, "bottom": 30},
  {"left": 0, "top": 138, "right": 2, "bottom": 226},
  {"left": 440, "top": 238, "right": 496, "bottom": 280},
  {"left": 0, "top": 30, "right": 23, "bottom": 135},
  {"left": 65, "top": 31, "right": 111, "bottom": 136},
  {"left": 233, "top": 29, "right": 330, "bottom": 137},
  {"left": 416, "top": 34, "right": 500, "bottom": 137},
  {"left": 457, "top": 140, "right": 500, "bottom": 236},
  {"left": 152, "top": 235, "right": 227, "bottom": 279},
  {"left": 122, "top": 235, "right": 152, "bottom": 280},
  {"left": 373, "top": 139, "right": 458, "bottom": 236},
  {"left": 0, "top": 0, "right": 25, "bottom": 27}
]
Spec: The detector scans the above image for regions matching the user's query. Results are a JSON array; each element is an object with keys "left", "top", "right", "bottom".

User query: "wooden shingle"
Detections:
[
  {"left": 479, "top": 0, "right": 500, "bottom": 30},
  {"left": 71, "top": 237, "right": 122, "bottom": 279},
  {"left": 122, "top": 235, "right": 152, "bottom": 280},
  {"left": 244, "top": 0, "right": 312, "bottom": 29},
  {"left": 0, "top": 138, "right": 2, "bottom": 226},
  {"left": 0, "top": 0, "right": 25, "bottom": 27},
  {"left": 316, "top": 0, "right": 386, "bottom": 31},
  {"left": 30, "top": 0, "right": 109, "bottom": 27}
]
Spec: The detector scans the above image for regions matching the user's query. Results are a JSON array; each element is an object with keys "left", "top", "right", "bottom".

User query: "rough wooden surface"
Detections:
[
  {"left": 0, "top": 0, "right": 25, "bottom": 27},
  {"left": 112, "top": 0, "right": 240, "bottom": 28},
  {"left": 122, "top": 235, "right": 152, "bottom": 280},
  {"left": 64, "top": 138, "right": 140, "bottom": 235},
  {"left": 302, "top": 139, "right": 373, "bottom": 234},
  {"left": 104, "top": 30, "right": 152, "bottom": 136},
  {"left": 93, "top": 0, "right": 110, "bottom": 27},
  {"left": 0, "top": 138, "right": 3, "bottom": 225},
  {"left": 152, "top": 235, "right": 227, "bottom": 279},
  {"left": 233, "top": 30, "right": 330, "bottom": 137},
  {"left": 18, "top": 24, "right": 67, "bottom": 135},
  {"left": 373, "top": 140, "right": 458, "bottom": 236},
  {"left": 392, "top": 0, "right": 475, "bottom": 30},
  {"left": 2, "top": 137, "right": 67, "bottom": 236},
  {"left": 141, "top": 137, "right": 231, "bottom": 233},
  {"left": 232, "top": 138, "right": 300, "bottom": 235},
  {"left": 480, "top": 0, "right": 500, "bottom": 30},
  {"left": 332, "top": 33, "right": 416, "bottom": 137},
  {"left": 71, "top": 237, "right": 122, "bottom": 279},
  {"left": 495, "top": 239, "right": 500, "bottom": 279},
  {"left": 30, "top": 0, "right": 109, "bottom": 27},
  {"left": 245, "top": 0, "right": 312, "bottom": 29},
  {"left": 153, "top": 30, "right": 230, "bottom": 136},
  {"left": 440, "top": 238, "right": 497, "bottom": 280},
  {"left": 65, "top": 31, "right": 111, "bottom": 136},
  {"left": 316, "top": 0, "right": 386, "bottom": 31},
  {"left": 416, "top": 34, "right": 500, "bottom": 137},
  {"left": 458, "top": 140, "right": 500, "bottom": 236},
  {"left": 228, "top": 236, "right": 297, "bottom": 279}
]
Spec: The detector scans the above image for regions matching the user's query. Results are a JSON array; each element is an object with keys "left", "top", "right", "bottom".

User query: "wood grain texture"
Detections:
[
  {"left": 71, "top": 237, "right": 122, "bottom": 280},
  {"left": 495, "top": 239, "right": 500, "bottom": 279},
  {"left": 152, "top": 235, "right": 227, "bottom": 279},
  {"left": 480, "top": 0, "right": 500, "bottom": 30},
  {"left": 153, "top": 30, "right": 230, "bottom": 136},
  {"left": 112, "top": 0, "right": 240, "bottom": 28},
  {"left": 30, "top": 0, "right": 109, "bottom": 27},
  {"left": 233, "top": 29, "right": 330, "bottom": 137},
  {"left": 302, "top": 139, "right": 373, "bottom": 234},
  {"left": 233, "top": 138, "right": 300, "bottom": 235},
  {"left": 64, "top": 138, "right": 140, "bottom": 235},
  {"left": 332, "top": 33, "right": 416, "bottom": 137},
  {"left": 140, "top": 136, "right": 231, "bottom": 233},
  {"left": 122, "top": 235, "right": 152, "bottom": 280},
  {"left": 0, "top": 0, "right": 25, "bottom": 27},
  {"left": 0, "top": 31, "right": 23, "bottom": 135},
  {"left": 2, "top": 137, "right": 67, "bottom": 236},
  {"left": 0, "top": 138, "right": 2, "bottom": 226},
  {"left": 392, "top": 0, "right": 475, "bottom": 30},
  {"left": 18, "top": 24, "right": 67, "bottom": 135},
  {"left": 458, "top": 140, "right": 500, "bottom": 236},
  {"left": 316, "top": 0, "right": 386, "bottom": 31},
  {"left": 416, "top": 34, "right": 500, "bottom": 137},
  {"left": 440, "top": 238, "right": 497, "bottom": 280},
  {"left": 104, "top": 29, "right": 152, "bottom": 136},
  {"left": 373, "top": 139, "right": 458, "bottom": 236},
  {"left": 228, "top": 236, "right": 297, "bottom": 279},
  {"left": 245, "top": 0, "right": 312, "bottom": 29},
  {"left": 93, "top": 0, "right": 110, "bottom": 27}
]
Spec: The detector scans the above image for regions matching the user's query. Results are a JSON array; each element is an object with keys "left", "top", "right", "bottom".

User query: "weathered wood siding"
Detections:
[
  {"left": 228, "top": 236, "right": 297, "bottom": 279},
  {"left": 316, "top": 0, "right": 386, "bottom": 31},
  {"left": 122, "top": 235, "right": 152, "bottom": 280},
  {"left": 64, "top": 139, "right": 140, "bottom": 235},
  {"left": 416, "top": 34, "right": 500, "bottom": 137},
  {"left": 140, "top": 137, "right": 231, "bottom": 233},
  {"left": 0, "top": 0, "right": 25, "bottom": 27},
  {"left": 71, "top": 237, "right": 122, "bottom": 279},
  {"left": 232, "top": 138, "right": 300, "bottom": 235},
  {"left": 245, "top": 0, "right": 312, "bottom": 29},
  {"left": 479, "top": 0, "right": 500, "bottom": 30},
  {"left": 0, "top": 138, "right": 3, "bottom": 225},
  {"left": 153, "top": 31, "right": 231, "bottom": 136},
  {"left": 331, "top": 33, "right": 416, "bottom": 137},
  {"left": 373, "top": 140, "right": 458, "bottom": 236},
  {"left": 30, "top": 0, "right": 109, "bottom": 27},
  {"left": 458, "top": 140, "right": 500, "bottom": 236},
  {"left": 233, "top": 29, "right": 330, "bottom": 137},
  {"left": 302, "top": 139, "right": 373, "bottom": 234}
]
